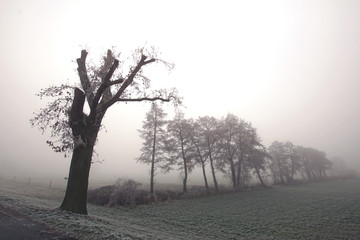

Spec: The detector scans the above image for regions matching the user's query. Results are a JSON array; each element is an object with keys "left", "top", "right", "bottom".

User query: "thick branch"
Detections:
[
  {"left": 99, "top": 50, "right": 117, "bottom": 103},
  {"left": 89, "top": 59, "right": 119, "bottom": 120},
  {"left": 102, "top": 55, "right": 155, "bottom": 110},
  {"left": 144, "top": 58, "right": 156, "bottom": 65},
  {"left": 116, "top": 97, "right": 171, "bottom": 103},
  {"left": 103, "top": 59, "right": 119, "bottom": 83},
  {"left": 76, "top": 50, "right": 94, "bottom": 105}
]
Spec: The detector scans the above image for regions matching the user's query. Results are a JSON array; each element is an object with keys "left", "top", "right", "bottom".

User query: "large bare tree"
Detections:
[{"left": 31, "top": 48, "right": 180, "bottom": 214}]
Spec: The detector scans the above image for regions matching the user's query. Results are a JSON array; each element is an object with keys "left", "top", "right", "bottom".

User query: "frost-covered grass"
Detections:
[{"left": 1, "top": 179, "right": 360, "bottom": 239}]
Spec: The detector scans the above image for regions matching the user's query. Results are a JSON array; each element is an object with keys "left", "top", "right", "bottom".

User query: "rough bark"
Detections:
[
  {"left": 60, "top": 87, "right": 101, "bottom": 214},
  {"left": 60, "top": 143, "right": 94, "bottom": 214}
]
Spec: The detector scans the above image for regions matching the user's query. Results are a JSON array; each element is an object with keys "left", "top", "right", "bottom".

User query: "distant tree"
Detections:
[
  {"left": 191, "top": 120, "right": 210, "bottom": 191},
  {"left": 166, "top": 111, "right": 195, "bottom": 193},
  {"left": 195, "top": 116, "right": 222, "bottom": 192},
  {"left": 296, "top": 146, "right": 315, "bottom": 180},
  {"left": 31, "top": 48, "right": 180, "bottom": 214},
  {"left": 268, "top": 141, "right": 300, "bottom": 184},
  {"left": 247, "top": 145, "right": 269, "bottom": 188},
  {"left": 137, "top": 102, "right": 169, "bottom": 199},
  {"left": 329, "top": 157, "right": 356, "bottom": 178},
  {"left": 218, "top": 114, "right": 240, "bottom": 189},
  {"left": 234, "top": 120, "right": 259, "bottom": 188},
  {"left": 297, "top": 147, "right": 332, "bottom": 179}
]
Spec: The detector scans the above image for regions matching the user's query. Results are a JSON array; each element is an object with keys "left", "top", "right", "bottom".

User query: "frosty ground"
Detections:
[{"left": 0, "top": 179, "right": 359, "bottom": 239}]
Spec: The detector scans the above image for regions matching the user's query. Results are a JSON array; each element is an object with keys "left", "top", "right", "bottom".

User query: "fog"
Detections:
[{"left": 1, "top": 0, "right": 359, "bottom": 186}]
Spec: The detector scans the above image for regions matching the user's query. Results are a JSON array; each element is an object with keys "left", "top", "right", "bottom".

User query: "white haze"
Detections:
[{"left": 0, "top": 0, "right": 359, "bottom": 186}]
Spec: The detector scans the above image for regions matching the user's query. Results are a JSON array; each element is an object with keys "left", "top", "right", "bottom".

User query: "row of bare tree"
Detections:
[
  {"left": 138, "top": 103, "right": 333, "bottom": 197},
  {"left": 268, "top": 142, "right": 332, "bottom": 184}
]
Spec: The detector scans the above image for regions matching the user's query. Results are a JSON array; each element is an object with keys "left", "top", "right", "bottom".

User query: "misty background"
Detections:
[{"left": 0, "top": 0, "right": 359, "bottom": 186}]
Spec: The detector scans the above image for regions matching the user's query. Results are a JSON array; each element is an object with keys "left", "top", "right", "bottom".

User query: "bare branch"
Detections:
[{"left": 102, "top": 54, "right": 156, "bottom": 110}]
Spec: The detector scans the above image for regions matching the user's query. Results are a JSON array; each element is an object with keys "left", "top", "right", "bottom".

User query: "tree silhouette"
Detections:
[
  {"left": 137, "top": 102, "right": 169, "bottom": 199},
  {"left": 31, "top": 48, "right": 180, "bottom": 214}
]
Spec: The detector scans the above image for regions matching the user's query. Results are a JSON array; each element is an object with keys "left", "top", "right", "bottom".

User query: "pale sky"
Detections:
[{"left": 1, "top": 0, "right": 359, "bottom": 185}]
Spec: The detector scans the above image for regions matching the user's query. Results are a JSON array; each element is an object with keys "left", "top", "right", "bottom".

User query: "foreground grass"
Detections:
[{"left": 0, "top": 179, "right": 359, "bottom": 239}]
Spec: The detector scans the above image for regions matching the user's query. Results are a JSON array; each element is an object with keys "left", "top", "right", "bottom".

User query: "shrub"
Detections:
[
  {"left": 153, "top": 190, "right": 179, "bottom": 202},
  {"left": 87, "top": 185, "right": 114, "bottom": 206},
  {"left": 108, "top": 178, "right": 143, "bottom": 207}
]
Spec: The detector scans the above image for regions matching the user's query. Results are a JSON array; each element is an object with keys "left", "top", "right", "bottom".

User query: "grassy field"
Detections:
[{"left": 0, "top": 178, "right": 359, "bottom": 239}]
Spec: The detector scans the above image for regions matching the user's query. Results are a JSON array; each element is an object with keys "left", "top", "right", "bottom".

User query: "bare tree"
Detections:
[
  {"left": 166, "top": 111, "right": 195, "bottom": 193},
  {"left": 217, "top": 114, "right": 266, "bottom": 189},
  {"left": 218, "top": 114, "right": 240, "bottom": 189},
  {"left": 31, "top": 48, "right": 180, "bottom": 214},
  {"left": 268, "top": 141, "right": 306, "bottom": 184},
  {"left": 247, "top": 145, "right": 269, "bottom": 188},
  {"left": 297, "top": 146, "right": 332, "bottom": 179},
  {"left": 197, "top": 116, "right": 222, "bottom": 192},
  {"left": 137, "top": 102, "right": 168, "bottom": 199},
  {"left": 234, "top": 120, "right": 257, "bottom": 188},
  {"left": 191, "top": 120, "right": 210, "bottom": 191}
]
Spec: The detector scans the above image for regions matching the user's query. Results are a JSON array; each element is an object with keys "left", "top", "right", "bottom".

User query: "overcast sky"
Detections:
[{"left": 1, "top": 0, "right": 359, "bottom": 185}]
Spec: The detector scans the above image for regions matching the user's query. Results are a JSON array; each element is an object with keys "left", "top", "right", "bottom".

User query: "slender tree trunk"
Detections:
[
  {"left": 60, "top": 137, "right": 95, "bottom": 214},
  {"left": 201, "top": 160, "right": 209, "bottom": 191},
  {"left": 276, "top": 156, "right": 285, "bottom": 184},
  {"left": 181, "top": 141, "right": 188, "bottom": 193},
  {"left": 304, "top": 162, "right": 312, "bottom": 180},
  {"left": 194, "top": 142, "right": 209, "bottom": 191},
  {"left": 229, "top": 158, "right": 237, "bottom": 190},
  {"left": 255, "top": 167, "right": 266, "bottom": 188},
  {"left": 209, "top": 153, "right": 218, "bottom": 192},
  {"left": 150, "top": 122, "right": 157, "bottom": 198},
  {"left": 290, "top": 159, "right": 295, "bottom": 183},
  {"left": 183, "top": 160, "right": 188, "bottom": 193},
  {"left": 236, "top": 159, "right": 242, "bottom": 188},
  {"left": 310, "top": 169, "right": 316, "bottom": 179}
]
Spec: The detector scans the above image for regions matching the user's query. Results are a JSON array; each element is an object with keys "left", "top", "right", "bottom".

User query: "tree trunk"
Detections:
[
  {"left": 60, "top": 87, "right": 101, "bottom": 214},
  {"left": 229, "top": 159, "right": 237, "bottom": 190},
  {"left": 183, "top": 161, "right": 188, "bottom": 193},
  {"left": 60, "top": 142, "right": 94, "bottom": 214},
  {"left": 209, "top": 153, "right": 218, "bottom": 192},
  {"left": 201, "top": 160, "right": 209, "bottom": 191},
  {"left": 255, "top": 167, "right": 266, "bottom": 188},
  {"left": 236, "top": 159, "right": 242, "bottom": 188},
  {"left": 181, "top": 140, "right": 188, "bottom": 193},
  {"left": 194, "top": 142, "right": 209, "bottom": 191},
  {"left": 150, "top": 122, "right": 157, "bottom": 198},
  {"left": 276, "top": 157, "right": 285, "bottom": 184}
]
